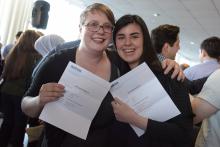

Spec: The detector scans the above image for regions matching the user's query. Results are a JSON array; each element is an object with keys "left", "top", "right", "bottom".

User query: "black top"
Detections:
[
  {"left": 25, "top": 48, "right": 120, "bottom": 147},
  {"left": 109, "top": 55, "right": 194, "bottom": 147},
  {"left": 184, "top": 77, "right": 208, "bottom": 95}
]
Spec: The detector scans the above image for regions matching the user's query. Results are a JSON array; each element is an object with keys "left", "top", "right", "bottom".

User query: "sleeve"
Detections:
[
  {"left": 31, "top": 49, "right": 56, "bottom": 78},
  {"left": 184, "top": 76, "right": 208, "bottom": 95},
  {"left": 25, "top": 53, "right": 64, "bottom": 97},
  {"left": 197, "top": 69, "right": 220, "bottom": 109},
  {"left": 143, "top": 75, "right": 193, "bottom": 144},
  {"left": 183, "top": 67, "right": 194, "bottom": 81}
]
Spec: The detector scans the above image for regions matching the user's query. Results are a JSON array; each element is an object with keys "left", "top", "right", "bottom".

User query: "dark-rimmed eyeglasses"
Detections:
[{"left": 84, "top": 21, "right": 113, "bottom": 33}]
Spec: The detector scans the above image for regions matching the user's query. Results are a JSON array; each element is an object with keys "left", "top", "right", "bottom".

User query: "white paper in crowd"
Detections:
[
  {"left": 110, "top": 63, "right": 181, "bottom": 136},
  {"left": 40, "top": 61, "right": 111, "bottom": 140}
]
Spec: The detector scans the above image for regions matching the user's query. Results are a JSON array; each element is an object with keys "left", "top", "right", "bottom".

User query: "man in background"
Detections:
[
  {"left": 151, "top": 24, "right": 180, "bottom": 61},
  {"left": 1, "top": 31, "right": 23, "bottom": 60},
  {"left": 184, "top": 36, "right": 220, "bottom": 81}
]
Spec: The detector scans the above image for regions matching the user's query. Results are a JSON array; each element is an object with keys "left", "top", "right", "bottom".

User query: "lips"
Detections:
[
  {"left": 122, "top": 48, "right": 135, "bottom": 53},
  {"left": 92, "top": 37, "right": 105, "bottom": 43}
]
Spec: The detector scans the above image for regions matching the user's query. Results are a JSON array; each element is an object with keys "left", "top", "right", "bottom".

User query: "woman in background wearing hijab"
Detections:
[{"left": 34, "top": 34, "right": 65, "bottom": 57}]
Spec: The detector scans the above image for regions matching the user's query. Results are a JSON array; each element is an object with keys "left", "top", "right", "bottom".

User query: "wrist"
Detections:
[
  {"left": 36, "top": 96, "right": 44, "bottom": 108},
  {"left": 131, "top": 114, "right": 148, "bottom": 131}
]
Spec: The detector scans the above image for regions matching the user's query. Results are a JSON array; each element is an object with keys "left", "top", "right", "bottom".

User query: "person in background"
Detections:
[
  {"left": 110, "top": 14, "right": 193, "bottom": 147},
  {"left": 151, "top": 24, "right": 180, "bottom": 61},
  {"left": 151, "top": 24, "right": 208, "bottom": 95},
  {"left": 34, "top": 34, "right": 65, "bottom": 57},
  {"left": 184, "top": 36, "right": 220, "bottom": 81},
  {"left": 191, "top": 69, "right": 220, "bottom": 147},
  {"left": 0, "top": 30, "right": 41, "bottom": 147},
  {"left": 1, "top": 31, "right": 23, "bottom": 60}
]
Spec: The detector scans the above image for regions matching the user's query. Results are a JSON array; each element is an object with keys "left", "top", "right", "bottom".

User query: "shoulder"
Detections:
[
  {"left": 155, "top": 71, "right": 189, "bottom": 99},
  {"left": 184, "top": 64, "right": 200, "bottom": 74},
  {"left": 106, "top": 49, "right": 130, "bottom": 75},
  {"left": 46, "top": 47, "right": 76, "bottom": 64},
  {"left": 184, "top": 64, "right": 204, "bottom": 80},
  {"left": 26, "top": 48, "right": 77, "bottom": 96},
  {"left": 35, "top": 48, "right": 76, "bottom": 78},
  {"left": 55, "top": 40, "right": 80, "bottom": 51}
]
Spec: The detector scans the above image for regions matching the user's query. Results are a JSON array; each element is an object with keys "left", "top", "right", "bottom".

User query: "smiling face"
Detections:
[
  {"left": 115, "top": 23, "right": 144, "bottom": 69},
  {"left": 79, "top": 10, "right": 113, "bottom": 53}
]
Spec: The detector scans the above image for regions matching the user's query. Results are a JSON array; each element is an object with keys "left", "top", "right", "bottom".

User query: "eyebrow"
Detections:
[
  {"left": 130, "top": 32, "right": 140, "bottom": 36},
  {"left": 117, "top": 32, "right": 141, "bottom": 36}
]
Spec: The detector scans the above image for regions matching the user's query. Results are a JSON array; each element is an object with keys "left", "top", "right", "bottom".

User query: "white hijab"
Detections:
[{"left": 34, "top": 34, "right": 65, "bottom": 57}]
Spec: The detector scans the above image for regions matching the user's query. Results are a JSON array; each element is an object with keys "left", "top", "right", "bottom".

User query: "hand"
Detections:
[
  {"left": 112, "top": 98, "right": 148, "bottom": 130},
  {"left": 111, "top": 98, "right": 137, "bottom": 124},
  {"left": 38, "top": 83, "right": 65, "bottom": 106},
  {"left": 162, "top": 59, "right": 185, "bottom": 81}
]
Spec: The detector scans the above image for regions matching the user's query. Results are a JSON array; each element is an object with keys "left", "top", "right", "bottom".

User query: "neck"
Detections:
[
  {"left": 129, "top": 62, "right": 139, "bottom": 69},
  {"left": 77, "top": 46, "right": 105, "bottom": 65},
  {"left": 201, "top": 56, "right": 215, "bottom": 62},
  {"left": 76, "top": 46, "right": 110, "bottom": 81}
]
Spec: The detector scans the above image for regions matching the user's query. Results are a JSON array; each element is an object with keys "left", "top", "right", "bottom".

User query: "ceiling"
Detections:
[{"left": 66, "top": 0, "right": 220, "bottom": 63}]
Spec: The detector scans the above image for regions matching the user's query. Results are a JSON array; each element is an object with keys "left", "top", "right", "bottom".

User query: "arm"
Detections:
[
  {"left": 191, "top": 96, "right": 218, "bottom": 124},
  {"left": 22, "top": 96, "right": 42, "bottom": 118},
  {"left": 184, "top": 76, "right": 208, "bottom": 95},
  {"left": 190, "top": 69, "right": 220, "bottom": 124}
]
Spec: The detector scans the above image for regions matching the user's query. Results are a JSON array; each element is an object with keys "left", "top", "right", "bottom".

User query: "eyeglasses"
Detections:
[{"left": 84, "top": 21, "right": 113, "bottom": 33}]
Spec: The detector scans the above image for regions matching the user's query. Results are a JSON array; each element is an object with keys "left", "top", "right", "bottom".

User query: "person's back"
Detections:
[
  {"left": 1, "top": 44, "right": 13, "bottom": 60},
  {"left": 0, "top": 30, "right": 41, "bottom": 147},
  {"left": 184, "top": 36, "right": 220, "bottom": 80}
]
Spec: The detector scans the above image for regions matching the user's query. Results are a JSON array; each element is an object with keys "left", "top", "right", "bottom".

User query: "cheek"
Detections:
[
  {"left": 117, "top": 49, "right": 124, "bottom": 57},
  {"left": 116, "top": 40, "right": 122, "bottom": 49}
]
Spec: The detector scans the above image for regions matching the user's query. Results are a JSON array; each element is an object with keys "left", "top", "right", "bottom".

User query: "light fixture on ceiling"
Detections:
[
  {"left": 190, "top": 41, "right": 195, "bottom": 45},
  {"left": 153, "top": 13, "right": 160, "bottom": 17}
]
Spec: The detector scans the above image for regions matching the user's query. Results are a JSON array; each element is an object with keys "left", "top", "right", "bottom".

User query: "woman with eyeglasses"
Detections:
[
  {"left": 22, "top": 3, "right": 184, "bottom": 147},
  {"left": 21, "top": 3, "right": 118, "bottom": 147}
]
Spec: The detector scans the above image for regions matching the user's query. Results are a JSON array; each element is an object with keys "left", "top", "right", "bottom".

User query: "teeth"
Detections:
[
  {"left": 93, "top": 38, "right": 104, "bottom": 43},
  {"left": 123, "top": 48, "right": 134, "bottom": 53}
]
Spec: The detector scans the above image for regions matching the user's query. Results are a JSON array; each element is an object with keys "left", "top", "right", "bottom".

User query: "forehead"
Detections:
[
  {"left": 85, "top": 10, "right": 111, "bottom": 23},
  {"left": 117, "top": 23, "right": 142, "bottom": 35}
]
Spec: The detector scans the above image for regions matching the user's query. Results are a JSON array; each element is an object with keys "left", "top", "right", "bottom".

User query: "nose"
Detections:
[
  {"left": 124, "top": 37, "right": 131, "bottom": 45},
  {"left": 97, "top": 25, "right": 104, "bottom": 34}
]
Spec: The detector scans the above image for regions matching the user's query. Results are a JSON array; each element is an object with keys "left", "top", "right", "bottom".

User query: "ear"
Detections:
[
  {"left": 200, "top": 49, "right": 208, "bottom": 57},
  {"left": 79, "top": 25, "right": 82, "bottom": 33},
  {"left": 161, "top": 43, "right": 169, "bottom": 55}
]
